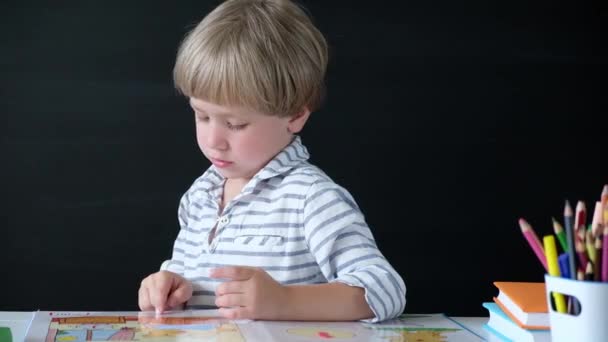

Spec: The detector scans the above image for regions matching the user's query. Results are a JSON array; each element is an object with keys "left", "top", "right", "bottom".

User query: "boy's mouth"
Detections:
[{"left": 210, "top": 157, "right": 233, "bottom": 168}]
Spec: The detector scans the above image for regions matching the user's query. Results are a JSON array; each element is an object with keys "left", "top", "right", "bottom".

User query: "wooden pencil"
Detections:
[
  {"left": 575, "top": 235, "right": 589, "bottom": 271},
  {"left": 602, "top": 224, "right": 608, "bottom": 282},
  {"left": 564, "top": 201, "right": 578, "bottom": 280},
  {"left": 519, "top": 218, "right": 548, "bottom": 271},
  {"left": 594, "top": 234, "right": 602, "bottom": 281},
  {"left": 585, "top": 261, "right": 594, "bottom": 281},
  {"left": 574, "top": 200, "right": 587, "bottom": 233},
  {"left": 592, "top": 201, "right": 603, "bottom": 238},
  {"left": 552, "top": 217, "right": 568, "bottom": 253},
  {"left": 586, "top": 228, "right": 596, "bottom": 263},
  {"left": 602, "top": 186, "right": 608, "bottom": 281},
  {"left": 577, "top": 268, "right": 585, "bottom": 281},
  {"left": 544, "top": 235, "right": 567, "bottom": 312},
  {"left": 601, "top": 184, "right": 608, "bottom": 222}
]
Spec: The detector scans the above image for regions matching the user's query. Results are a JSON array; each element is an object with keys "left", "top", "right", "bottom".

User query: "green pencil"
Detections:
[{"left": 552, "top": 217, "right": 569, "bottom": 253}]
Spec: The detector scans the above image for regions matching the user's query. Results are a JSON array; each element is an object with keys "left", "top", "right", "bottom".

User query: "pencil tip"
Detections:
[
  {"left": 576, "top": 201, "right": 586, "bottom": 210},
  {"left": 518, "top": 218, "right": 530, "bottom": 231},
  {"left": 564, "top": 201, "right": 573, "bottom": 215}
]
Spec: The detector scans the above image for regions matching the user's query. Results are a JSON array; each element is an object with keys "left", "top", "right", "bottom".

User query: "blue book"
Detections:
[{"left": 482, "top": 302, "right": 551, "bottom": 342}]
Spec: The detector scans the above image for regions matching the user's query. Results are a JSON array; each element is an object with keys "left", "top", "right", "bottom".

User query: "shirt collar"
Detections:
[
  {"left": 250, "top": 135, "right": 309, "bottom": 183},
  {"left": 197, "top": 135, "right": 309, "bottom": 198}
]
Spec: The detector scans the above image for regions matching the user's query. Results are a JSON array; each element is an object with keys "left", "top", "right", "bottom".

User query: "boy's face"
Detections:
[{"left": 189, "top": 97, "right": 308, "bottom": 182}]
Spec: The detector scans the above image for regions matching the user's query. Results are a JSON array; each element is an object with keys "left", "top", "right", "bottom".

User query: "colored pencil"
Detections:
[
  {"left": 602, "top": 224, "right": 608, "bottom": 282},
  {"left": 592, "top": 201, "right": 603, "bottom": 238},
  {"left": 594, "top": 235, "right": 602, "bottom": 281},
  {"left": 552, "top": 217, "right": 568, "bottom": 253},
  {"left": 604, "top": 189, "right": 608, "bottom": 281},
  {"left": 601, "top": 184, "right": 608, "bottom": 223},
  {"left": 574, "top": 200, "right": 586, "bottom": 235},
  {"left": 575, "top": 236, "right": 589, "bottom": 271},
  {"left": 544, "top": 235, "right": 567, "bottom": 312},
  {"left": 564, "top": 201, "right": 578, "bottom": 279},
  {"left": 586, "top": 229, "right": 596, "bottom": 263},
  {"left": 519, "top": 218, "right": 548, "bottom": 271},
  {"left": 577, "top": 268, "right": 585, "bottom": 281},
  {"left": 585, "top": 260, "right": 594, "bottom": 281},
  {"left": 558, "top": 253, "right": 570, "bottom": 279}
]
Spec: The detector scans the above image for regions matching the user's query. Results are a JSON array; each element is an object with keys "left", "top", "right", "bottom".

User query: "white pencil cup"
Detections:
[{"left": 545, "top": 275, "right": 608, "bottom": 342}]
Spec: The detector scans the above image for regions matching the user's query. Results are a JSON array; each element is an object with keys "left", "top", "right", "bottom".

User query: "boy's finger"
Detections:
[
  {"left": 215, "top": 293, "right": 246, "bottom": 308},
  {"left": 166, "top": 285, "right": 192, "bottom": 308},
  {"left": 218, "top": 306, "right": 250, "bottom": 320},
  {"left": 138, "top": 287, "right": 152, "bottom": 311},
  {"left": 210, "top": 266, "right": 255, "bottom": 280},
  {"left": 148, "top": 281, "right": 171, "bottom": 312},
  {"left": 215, "top": 281, "right": 244, "bottom": 296},
  {"left": 149, "top": 291, "right": 167, "bottom": 313}
]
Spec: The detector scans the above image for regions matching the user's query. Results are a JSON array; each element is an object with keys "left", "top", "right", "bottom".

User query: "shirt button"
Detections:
[{"left": 219, "top": 216, "right": 229, "bottom": 225}]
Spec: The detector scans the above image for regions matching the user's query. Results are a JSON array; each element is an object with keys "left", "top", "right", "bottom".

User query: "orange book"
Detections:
[{"left": 492, "top": 281, "right": 549, "bottom": 330}]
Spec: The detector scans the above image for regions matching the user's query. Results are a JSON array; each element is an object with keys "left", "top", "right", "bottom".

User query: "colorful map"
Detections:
[
  {"left": 27, "top": 312, "right": 245, "bottom": 342},
  {"left": 25, "top": 311, "right": 483, "bottom": 341}
]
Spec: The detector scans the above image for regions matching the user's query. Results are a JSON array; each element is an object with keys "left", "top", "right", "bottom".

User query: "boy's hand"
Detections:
[
  {"left": 211, "top": 266, "right": 288, "bottom": 320},
  {"left": 138, "top": 271, "right": 193, "bottom": 313}
]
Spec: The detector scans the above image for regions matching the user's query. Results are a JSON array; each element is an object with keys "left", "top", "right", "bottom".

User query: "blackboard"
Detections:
[{"left": 2, "top": 0, "right": 606, "bottom": 316}]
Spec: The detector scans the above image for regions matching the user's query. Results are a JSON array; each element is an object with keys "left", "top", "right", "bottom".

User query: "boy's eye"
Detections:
[
  {"left": 227, "top": 122, "right": 248, "bottom": 130},
  {"left": 195, "top": 114, "right": 209, "bottom": 122}
]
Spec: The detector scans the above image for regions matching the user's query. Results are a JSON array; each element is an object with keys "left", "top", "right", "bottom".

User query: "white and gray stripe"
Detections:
[{"left": 164, "top": 136, "right": 406, "bottom": 322}]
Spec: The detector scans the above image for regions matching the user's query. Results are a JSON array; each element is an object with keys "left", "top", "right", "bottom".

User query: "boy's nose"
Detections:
[{"left": 206, "top": 125, "right": 228, "bottom": 150}]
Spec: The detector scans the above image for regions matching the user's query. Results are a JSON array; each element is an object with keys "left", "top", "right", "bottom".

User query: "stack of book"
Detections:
[{"left": 482, "top": 281, "right": 551, "bottom": 342}]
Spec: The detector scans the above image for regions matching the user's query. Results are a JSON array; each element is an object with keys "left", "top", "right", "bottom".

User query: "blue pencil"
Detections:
[{"left": 558, "top": 253, "right": 570, "bottom": 279}]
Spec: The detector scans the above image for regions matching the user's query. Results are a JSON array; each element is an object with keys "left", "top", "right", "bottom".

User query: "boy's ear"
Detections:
[{"left": 287, "top": 107, "right": 311, "bottom": 134}]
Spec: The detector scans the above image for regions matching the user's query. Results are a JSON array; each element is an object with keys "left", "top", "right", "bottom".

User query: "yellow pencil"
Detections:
[
  {"left": 586, "top": 229, "right": 597, "bottom": 263},
  {"left": 544, "top": 235, "right": 567, "bottom": 313}
]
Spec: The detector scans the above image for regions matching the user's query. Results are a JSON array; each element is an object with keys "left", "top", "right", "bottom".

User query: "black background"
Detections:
[{"left": 1, "top": 0, "right": 606, "bottom": 317}]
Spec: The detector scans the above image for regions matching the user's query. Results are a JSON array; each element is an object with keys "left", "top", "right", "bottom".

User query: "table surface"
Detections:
[{"left": 0, "top": 312, "right": 492, "bottom": 341}]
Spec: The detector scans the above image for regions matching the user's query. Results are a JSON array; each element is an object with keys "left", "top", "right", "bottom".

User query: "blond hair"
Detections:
[{"left": 173, "top": 0, "right": 328, "bottom": 117}]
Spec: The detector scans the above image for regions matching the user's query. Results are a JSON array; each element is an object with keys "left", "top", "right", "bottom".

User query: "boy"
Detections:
[{"left": 138, "top": 0, "right": 405, "bottom": 322}]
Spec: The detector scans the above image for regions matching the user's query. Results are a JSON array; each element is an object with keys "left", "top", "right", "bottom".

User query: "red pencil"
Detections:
[
  {"left": 575, "top": 235, "right": 589, "bottom": 272},
  {"left": 574, "top": 200, "right": 587, "bottom": 233},
  {"left": 519, "top": 218, "right": 548, "bottom": 271}
]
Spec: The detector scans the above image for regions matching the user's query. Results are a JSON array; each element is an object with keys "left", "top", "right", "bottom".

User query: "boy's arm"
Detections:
[
  {"left": 303, "top": 181, "right": 406, "bottom": 322},
  {"left": 211, "top": 266, "right": 372, "bottom": 320},
  {"left": 282, "top": 282, "right": 373, "bottom": 321},
  {"left": 162, "top": 191, "right": 192, "bottom": 275},
  {"left": 138, "top": 192, "right": 194, "bottom": 312}
]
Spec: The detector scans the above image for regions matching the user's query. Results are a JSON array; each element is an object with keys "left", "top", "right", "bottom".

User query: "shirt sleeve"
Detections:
[
  {"left": 303, "top": 180, "right": 406, "bottom": 322},
  {"left": 163, "top": 191, "right": 190, "bottom": 275}
]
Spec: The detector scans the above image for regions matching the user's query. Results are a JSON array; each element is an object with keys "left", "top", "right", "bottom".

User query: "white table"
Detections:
[
  {"left": 452, "top": 316, "right": 492, "bottom": 340},
  {"left": 0, "top": 312, "right": 491, "bottom": 341}
]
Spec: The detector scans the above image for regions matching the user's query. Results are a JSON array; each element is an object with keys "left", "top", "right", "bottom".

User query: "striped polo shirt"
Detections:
[{"left": 164, "top": 136, "right": 406, "bottom": 322}]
